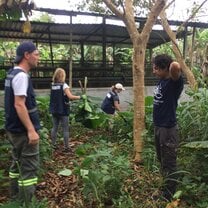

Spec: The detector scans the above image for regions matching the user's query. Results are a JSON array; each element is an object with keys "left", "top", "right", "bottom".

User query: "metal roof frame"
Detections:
[{"left": 0, "top": 9, "right": 196, "bottom": 49}]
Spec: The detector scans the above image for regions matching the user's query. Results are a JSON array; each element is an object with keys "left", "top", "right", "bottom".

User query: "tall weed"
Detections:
[{"left": 176, "top": 87, "right": 208, "bottom": 206}]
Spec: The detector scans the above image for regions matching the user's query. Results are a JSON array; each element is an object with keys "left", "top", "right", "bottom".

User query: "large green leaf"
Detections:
[
  {"left": 84, "top": 101, "right": 92, "bottom": 112},
  {"left": 58, "top": 169, "right": 72, "bottom": 176},
  {"left": 183, "top": 141, "right": 208, "bottom": 149}
]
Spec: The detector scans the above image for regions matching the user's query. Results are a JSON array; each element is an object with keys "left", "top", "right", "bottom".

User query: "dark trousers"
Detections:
[
  {"left": 154, "top": 125, "right": 179, "bottom": 200},
  {"left": 7, "top": 131, "right": 39, "bottom": 203}
]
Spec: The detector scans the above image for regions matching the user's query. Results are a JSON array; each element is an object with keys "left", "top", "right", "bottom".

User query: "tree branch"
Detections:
[
  {"left": 177, "top": 0, "right": 208, "bottom": 34},
  {"left": 142, "top": 0, "right": 166, "bottom": 38},
  {"left": 103, "top": 0, "right": 139, "bottom": 42},
  {"left": 160, "top": 10, "right": 197, "bottom": 88},
  {"left": 103, "top": 0, "right": 124, "bottom": 20},
  {"left": 160, "top": 10, "right": 182, "bottom": 56}
]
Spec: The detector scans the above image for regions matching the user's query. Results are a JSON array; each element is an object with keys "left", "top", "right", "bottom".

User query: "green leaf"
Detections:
[
  {"left": 173, "top": 190, "right": 183, "bottom": 199},
  {"left": 80, "top": 169, "right": 89, "bottom": 178},
  {"left": 81, "top": 94, "right": 87, "bottom": 100},
  {"left": 58, "top": 169, "right": 72, "bottom": 176},
  {"left": 183, "top": 141, "right": 208, "bottom": 149},
  {"left": 84, "top": 101, "right": 92, "bottom": 112}
]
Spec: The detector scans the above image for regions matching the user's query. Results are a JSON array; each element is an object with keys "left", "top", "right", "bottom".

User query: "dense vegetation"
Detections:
[
  {"left": 1, "top": 3, "right": 208, "bottom": 207},
  {"left": 0, "top": 80, "right": 208, "bottom": 207}
]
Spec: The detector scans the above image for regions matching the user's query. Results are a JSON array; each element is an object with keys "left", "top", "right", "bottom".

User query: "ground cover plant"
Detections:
[{"left": 0, "top": 91, "right": 208, "bottom": 207}]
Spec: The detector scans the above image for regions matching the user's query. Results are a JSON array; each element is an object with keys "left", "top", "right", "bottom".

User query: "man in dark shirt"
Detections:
[{"left": 152, "top": 54, "right": 184, "bottom": 201}]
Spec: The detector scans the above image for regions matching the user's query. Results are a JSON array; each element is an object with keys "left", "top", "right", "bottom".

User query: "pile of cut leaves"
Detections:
[{"left": 73, "top": 94, "right": 109, "bottom": 129}]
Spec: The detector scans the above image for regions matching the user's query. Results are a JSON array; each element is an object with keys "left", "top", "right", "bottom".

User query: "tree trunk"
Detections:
[
  {"left": 103, "top": 0, "right": 166, "bottom": 163},
  {"left": 132, "top": 43, "right": 146, "bottom": 162}
]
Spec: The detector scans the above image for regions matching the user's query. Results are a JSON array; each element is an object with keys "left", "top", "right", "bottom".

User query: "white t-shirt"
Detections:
[
  {"left": 12, "top": 67, "right": 28, "bottom": 97},
  {"left": 63, "top": 83, "right": 69, "bottom": 91}
]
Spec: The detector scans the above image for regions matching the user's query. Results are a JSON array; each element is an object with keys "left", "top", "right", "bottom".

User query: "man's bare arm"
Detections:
[{"left": 169, "top": 61, "right": 182, "bottom": 81}]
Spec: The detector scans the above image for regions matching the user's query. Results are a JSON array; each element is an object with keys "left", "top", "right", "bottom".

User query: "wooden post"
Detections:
[{"left": 69, "top": 15, "right": 73, "bottom": 89}]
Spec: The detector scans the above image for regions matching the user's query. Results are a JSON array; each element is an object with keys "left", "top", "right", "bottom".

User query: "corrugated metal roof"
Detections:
[{"left": 0, "top": 20, "right": 187, "bottom": 48}]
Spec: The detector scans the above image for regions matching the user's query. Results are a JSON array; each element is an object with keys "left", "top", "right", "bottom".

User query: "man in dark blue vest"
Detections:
[{"left": 4, "top": 41, "right": 41, "bottom": 204}]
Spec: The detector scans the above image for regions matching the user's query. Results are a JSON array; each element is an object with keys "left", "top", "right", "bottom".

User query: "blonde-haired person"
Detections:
[
  {"left": 101, "top": 83, "right": 125, "bottom": 115},
  {"left": 49, "top": 68, "right": 81, "bottom": 152}
]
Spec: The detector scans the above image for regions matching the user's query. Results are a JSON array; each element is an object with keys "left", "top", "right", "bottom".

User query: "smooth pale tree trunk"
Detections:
[
  {"left": 103, "top": 0, "right": 166, "bottom": 162},
  {"left": 132, "top": 44, "right": 146, "bottom": 161}
]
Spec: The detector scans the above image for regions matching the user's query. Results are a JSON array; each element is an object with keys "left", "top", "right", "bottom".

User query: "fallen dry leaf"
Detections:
[{"left": 166, "top": 199, "right": 180, "bottom": 208}]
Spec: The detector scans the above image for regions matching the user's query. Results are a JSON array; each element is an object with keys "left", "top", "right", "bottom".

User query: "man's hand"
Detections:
[{"left": 28, "top": 130, "right": 39, "bottom": 145}]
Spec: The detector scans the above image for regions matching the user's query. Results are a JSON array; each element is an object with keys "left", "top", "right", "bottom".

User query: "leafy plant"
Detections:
[
  {"left": 0, "top": 197, "right": 48, "bottom": 208},
  {"left": 72, "top": 95, "right": 109, "bottom": 129},
  {"left": 178, "top": 87, "right": 208, "bottom": 142},
  {"left": 74, "top": 139, "right": 133, "bottom": 207},
  {"left": 39, "top": 127, "right": 52, "bottom": 165},
  {"left": 176, "top": 87, "right": 208, "bottom": 207},
  {"left": 36, "top": 96, "right": 52, "bottom": 129},
  {"left": 108, "top": 111, "right": 133, "bottom": 143},
  {"left": 0, "top": 107, "right": 5, "bottom": 130}
]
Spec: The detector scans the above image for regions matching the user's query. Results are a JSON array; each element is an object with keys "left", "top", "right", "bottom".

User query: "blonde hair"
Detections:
[
  {"left": 52, "top": 68, "right": 66, "bottom": 83},
  {"left": 111, "top": 85, "right": 116, "bottom": 91}
]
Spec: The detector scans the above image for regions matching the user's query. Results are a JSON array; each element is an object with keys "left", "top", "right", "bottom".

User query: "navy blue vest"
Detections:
[
  {"left": 49, "top": 83, "right": 69, "bottom": 116},
  {"left": 101, "top": 91, "right": 119, "bottom": 114},
  {"left": 4, "top": 68, "right": 41, "bottom": 133}
]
